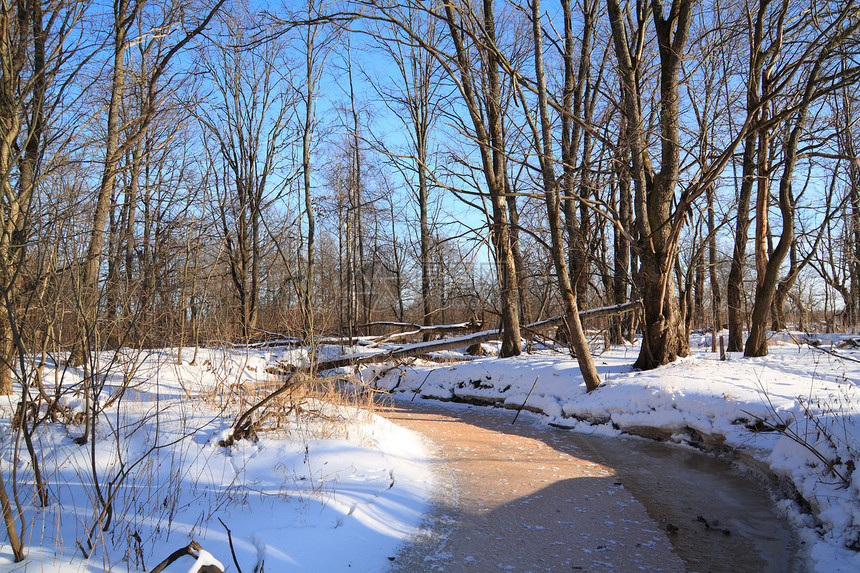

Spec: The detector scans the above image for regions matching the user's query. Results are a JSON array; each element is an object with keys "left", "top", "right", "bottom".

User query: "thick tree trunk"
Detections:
[
  {"left": 633, "top": 253, "right": 689, "bottom": 368},
  {"left": 0, "top": 468, "right": 24, "bottom": 562},
  {"left": 607, "top": 0, "right": 693, "bottom": 370},
  {"left": 561, "top": 0, "right": 595, "bottom": 311}
]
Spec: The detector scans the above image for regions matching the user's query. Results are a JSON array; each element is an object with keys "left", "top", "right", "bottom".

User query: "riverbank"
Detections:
[{"left": 362, "top": 332, "right": 860, "bottom": 572}]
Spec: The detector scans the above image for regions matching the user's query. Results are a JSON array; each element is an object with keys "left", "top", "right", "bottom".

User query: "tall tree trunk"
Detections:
[
  {"left": 483, "top": 0, "right": 520, "bottom": 357},
  {"left": 529, "top": 0, "right": 600, "bottom": 390},
  {"left": 74, "top": 0, "right": 225, "bottom": 358},
  {"left": 72, "top": 0, "right": 132, "bottom": 366},
  {"left": 0, "top": 0, "right": 46, "bottom": 393},
  {"left": 745, "top": 10, "right": 860, "bottom": 356},
  {"left": 842, "top": 83, "right": 860, "bottom": 329},
  {"left": 561, "top": 0, "right": 595, "bottom": 311},
  {"left": 851, "top": 162, "right": 860, "bottom": 330},
  {"left": 707, "top": 183, "right": 721, "bottom": 334},
  {"left": 612, "top": 131, "right": 631, "bottom": 345},
  {"left": 694, "top": 252, "right": 705, "bottom": 330},
  {"left": 504, "top": 171, "right": 530, "bottom": 324},
  {"left": 301, "top": 5, "right": 319, "bottom": 341},
  {"left": 441, "top": 0, "right": 520, "bottom": 357},
  {"left": 419, "top": 144, "right": 431, "bottom": 336},
  {"left": 346, "top": 37, "right": 367, "bottom": 332},
  {"left": 726, "top": 128, "right": 757, "bottom": 351},
  {"left": 726, "top": 0, "right": 769, "bottom": 352}
]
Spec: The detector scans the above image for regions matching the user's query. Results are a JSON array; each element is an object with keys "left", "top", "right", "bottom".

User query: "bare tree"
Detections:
[
  {"left": 294, "top": 0, "right": 339, "bottom": 341},
  {"left": 439, "top": 0, "right": 522, "bottom": 356},
  {"left": 0, "top": 0, "right": 55, "bottom": 395},
  {"left": 366, "top": 2, "right": 444, "bottom": 337},
  {"left": 72, "top": 0, "right": 226, "bottom": 364},
  {"left": 607, "top": 0, "right": 756, "bottom": 369},
  {"left": 521, "top": 0, "right": 601, "bottom": 390},
  {"left": 745, "top": 2, "right": 860, "bottom": 356},
  {"left": 198, "top": 3, "right": 296, "bottom": 340},
  {"left": 606, "top": 0, "right": 695, "bottom": 369}
]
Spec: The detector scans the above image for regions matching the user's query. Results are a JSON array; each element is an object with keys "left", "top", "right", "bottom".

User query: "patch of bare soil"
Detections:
[{"left": 380, "top": 400, "right": 685, "bottom": 572}]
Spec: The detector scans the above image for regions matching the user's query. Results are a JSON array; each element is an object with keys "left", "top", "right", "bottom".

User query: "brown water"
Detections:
[
  {"left": 575, "top": 433, "right": 804, "bottom": 573},
  {"left": 385, "top": 400, "right": 804, "bottom": 573}
]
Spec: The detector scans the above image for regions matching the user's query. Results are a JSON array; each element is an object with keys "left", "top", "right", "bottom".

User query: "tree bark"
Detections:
[
  {"left": 707, "top": 183, "right": 721, "bottom": 334},
  {"left": 612, "top": 135, "right": 632, "bottom": 345},
  {"left": 441, "top": 0, "right": 521, "bottom": 357},
  {"left": 72, "top": 0, "right": 132, "bottom": 365},
  {"left": 607, "top": 0, "right": 693, "bottom": 370},
  {"left": 528, "top": 0, "right": 601, "bottom": 391},
  {"left": 745, "top": 8, "right": 860, "bottom": 356}
]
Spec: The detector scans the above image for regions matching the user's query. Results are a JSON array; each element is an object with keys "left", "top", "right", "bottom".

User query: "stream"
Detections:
[
  {"left": 383, "top": 399, "right": 804, "bottom": 572},
  {"left": 575, "top": 433, "right": 803, "bottom": 572}
]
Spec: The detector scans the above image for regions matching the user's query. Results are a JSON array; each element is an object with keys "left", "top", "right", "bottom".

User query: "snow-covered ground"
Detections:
[
  {"left": 362, "top": 331, "right": 860, "bottom": 573},
  {"left": 0, "top": 348, "right": 435, "bottom": 572},
  {"left": 2, "top": 332, "right": 859, "bottom": 572}
]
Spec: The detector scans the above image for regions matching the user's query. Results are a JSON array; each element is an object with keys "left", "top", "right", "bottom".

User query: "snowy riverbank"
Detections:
[
  {"left": 0, "top": 348, "right": 435, "bottom": 572},
  {"left": 363, "top": 332, "right": 860, "bottom": 573},
  {"left": 2, "top": 332, "right": 859, "bottom": 572}
]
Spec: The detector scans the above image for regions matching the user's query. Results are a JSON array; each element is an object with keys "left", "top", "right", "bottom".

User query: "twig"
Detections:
[
  {"left": 219, "top": 517, "right": 244, "bottom": 573},
  {"left": 512, "top": 376, "right": 540, "bottom": 425},
  {"left": 411, "top": 368, "right": 437, "bottom": 401},
  {"left": 808, "top": 343, "right": 860, "bottom": 366}
]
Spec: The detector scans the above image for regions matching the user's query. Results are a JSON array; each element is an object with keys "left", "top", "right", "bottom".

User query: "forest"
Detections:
[
  {"left": 2, "top": 0, "right": 860, "bottom": 569},
  {"left": 1, "top": 0, "right": 859, "bottom": 391}
]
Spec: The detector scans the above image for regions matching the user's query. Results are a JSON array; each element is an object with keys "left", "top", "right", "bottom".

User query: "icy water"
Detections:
[
  {"left": 576, "top": 433, "right": 803, "bottom": 573},
  {"left": 387, "top": 400, "right": 803, "bottom": 573}
]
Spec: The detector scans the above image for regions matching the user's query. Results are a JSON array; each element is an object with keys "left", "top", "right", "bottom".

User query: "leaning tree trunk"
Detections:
[
  {"left": 529, "top": 0, "right": 601, "bottom": 391},
  {"left": 72, "top": 0, "right": 131, "bottom": 366}
]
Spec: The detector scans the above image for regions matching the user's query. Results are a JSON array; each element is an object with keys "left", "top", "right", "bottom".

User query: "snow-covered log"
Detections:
[{"left": 307, "top": 301, "right": 641, "bottom": 372}]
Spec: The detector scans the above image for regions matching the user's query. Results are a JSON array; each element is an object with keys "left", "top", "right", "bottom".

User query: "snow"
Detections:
[
  {"left": 0, "top": 348, "right": 434, "bottom": 572},
  {"left": 186, "top": 550, "right": 224, "bottom": 573},
  {"left": 2, "top": 333, "right": 860, "bottom": 572},
  {"left": 363, "top": 332, "right": 860, "bottom": 572}
]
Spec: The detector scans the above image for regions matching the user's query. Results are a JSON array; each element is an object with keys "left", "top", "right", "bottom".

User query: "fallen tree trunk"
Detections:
[
  {"left": 223, "top": 301, "right": 641, "bottom": 447},
  {"left": 308, "top": 301, "right": 641, "bottom": 372},
  {"left": 364, "top": 320, "right": 479, "bottom": 347}
]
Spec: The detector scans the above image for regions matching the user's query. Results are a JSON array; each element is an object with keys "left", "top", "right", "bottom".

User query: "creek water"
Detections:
[
  {"left": 386, "top": 399, "right": 804, "bottom": 573},
  {"left": 574, "top": 433, "right": 803, "bottom": 573}
]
